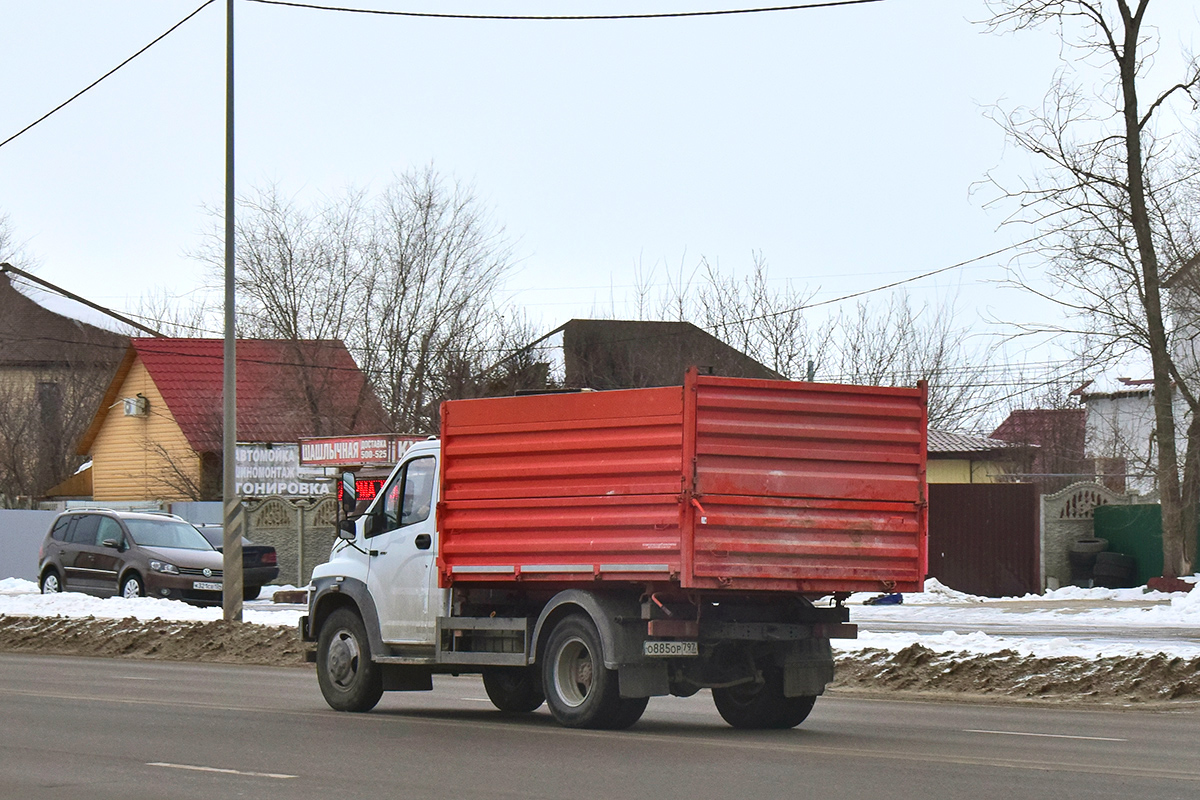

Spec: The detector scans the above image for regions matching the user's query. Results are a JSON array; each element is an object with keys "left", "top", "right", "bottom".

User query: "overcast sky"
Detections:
[{"left": 2, "top": 1, "right": 1197, "bottom": 375}]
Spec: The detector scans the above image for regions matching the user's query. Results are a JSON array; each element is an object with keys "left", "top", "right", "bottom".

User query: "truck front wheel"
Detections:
[
  {"left": 712, "top": 667, "right": 816, "bottom": 729},
  {"left": 541, "top": 614, "right": 646, "bottom": 729},
  {"left": 482, "top": 666, "right": 545, "bottom": 712},
  {"left": 317, "top": 607, "right": 384, "bottom": 712}
]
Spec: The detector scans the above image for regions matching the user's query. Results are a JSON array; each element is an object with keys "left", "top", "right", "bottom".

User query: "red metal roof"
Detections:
[{"left": 81, "top": 338, "right": 389, "bottom": 454}]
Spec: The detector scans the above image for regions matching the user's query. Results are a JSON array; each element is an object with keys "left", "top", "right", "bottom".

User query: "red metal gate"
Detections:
[{"left": 927, "top": 483, "right": 1039, "bottom": 598}]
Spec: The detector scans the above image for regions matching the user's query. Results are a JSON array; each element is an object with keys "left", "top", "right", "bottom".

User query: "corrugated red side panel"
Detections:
[
  {"left": 438, "top": 374, "right": 928, "bottom": 594},
  {"left": 689, "top": 375, "right": 926, "bottom": 592},
  {"left": 439, "top": 387, "right": 686, "bottom": 583}
]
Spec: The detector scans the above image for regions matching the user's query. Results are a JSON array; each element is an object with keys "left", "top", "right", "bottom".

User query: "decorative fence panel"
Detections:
[
  {"left": 1041, "top": 482, "right": 1138, "bottom": 589},
  {"left": 243, "top": 496, "right": 339, "bottom": 587}
]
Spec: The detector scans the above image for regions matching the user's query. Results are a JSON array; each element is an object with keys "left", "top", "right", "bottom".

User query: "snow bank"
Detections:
[
  {"left": 835, "top": 629, "right": 1200, "bottom": 660},
  {"left": 0, "top": 579, "right": 303, "bottom": 628},
  {"left": 844, "top": 576, "right": 1200, "bottom": 606}
]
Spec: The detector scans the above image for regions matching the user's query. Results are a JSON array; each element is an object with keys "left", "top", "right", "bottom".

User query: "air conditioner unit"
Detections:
[{"left": 123, "top": 394, "right": 149, "bottom": 417}]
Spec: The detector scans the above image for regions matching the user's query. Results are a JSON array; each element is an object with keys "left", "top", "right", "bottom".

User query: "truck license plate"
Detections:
[
  {"left": 193, "top": 581, "right": 222, "bottom": 591},
  {"left": 643, "top": 641, "right": 698, "bottom": 657}
]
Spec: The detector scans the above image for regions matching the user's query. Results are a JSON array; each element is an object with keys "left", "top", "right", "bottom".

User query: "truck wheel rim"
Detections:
[
  {"left": 328, "top": 629, "right": 361, "bottom": 689},
  {"left": 553, "top": 637, "right": 593, "bottom": 708}
]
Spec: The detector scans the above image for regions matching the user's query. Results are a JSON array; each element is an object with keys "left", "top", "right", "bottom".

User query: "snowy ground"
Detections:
[
  {"left": 837, "top": 578, "right": 1200, "bottom": 660},
  {"left": 0, "top": 578, "right": 306, "bottom": 628},
  {"left": 3, "top": 575, "right": 1199, "bottom": 660}
]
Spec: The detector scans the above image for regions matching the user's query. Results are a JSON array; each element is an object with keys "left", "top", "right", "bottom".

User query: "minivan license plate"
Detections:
[
  {"left": 643, "top": 641, "right": 698, "bottom": 657},
  {"left": 193, "top": 581, "right": 222, "bottom": 591}
]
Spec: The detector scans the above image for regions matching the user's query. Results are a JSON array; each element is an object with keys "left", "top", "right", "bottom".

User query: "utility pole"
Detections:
[{"left": 222, "top": 0, "right": 244, "bottom": 622}]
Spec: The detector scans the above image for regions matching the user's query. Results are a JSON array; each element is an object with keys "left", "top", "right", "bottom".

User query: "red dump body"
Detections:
[{"left": 437, "top": 371, "right": 927, "bottom": 594}]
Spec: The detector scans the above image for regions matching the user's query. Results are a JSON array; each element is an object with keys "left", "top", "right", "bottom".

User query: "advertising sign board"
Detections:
[
  {"left": 299, "top": 434, "right": 424, "bottom": 467},
  {"left": 235, "top": 443, "right": 330, "bottom": 497}
]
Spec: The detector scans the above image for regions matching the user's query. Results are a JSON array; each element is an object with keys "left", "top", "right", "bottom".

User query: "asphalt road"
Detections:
[{"left": 2, "top": 654, "right": 1198, "bottom": 800}]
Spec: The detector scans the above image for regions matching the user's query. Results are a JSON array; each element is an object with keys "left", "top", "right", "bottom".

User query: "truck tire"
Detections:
[
  {"left": 482, "top": 666, "right": 545, "bottom": 713},
  {"left": 317, "top": 607, "right": 384, "bottom": 712},
  {"left": 712, "top": 667, "right": 816, "bottom": 729},
  {"left": 541, "top": 613, "right": 644, "bottom": 729}
]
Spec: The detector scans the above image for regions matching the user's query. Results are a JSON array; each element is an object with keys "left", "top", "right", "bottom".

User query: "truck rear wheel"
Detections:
[
  {"left": 712, "top": 667, "right": 816, "bottom": 729},
  {"left": 482, "top": 666, "right": 545, "bottom": 712},
  {"left": 541, "top": 613, "right": 646, "bottom": 729},
  {"left": 317, "top": 607, "right": 384, "bottom": 713}
]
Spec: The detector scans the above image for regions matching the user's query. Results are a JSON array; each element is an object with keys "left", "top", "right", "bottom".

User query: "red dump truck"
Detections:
[{"left": 301, "top": 370, "right": 927, "bottom": 729}]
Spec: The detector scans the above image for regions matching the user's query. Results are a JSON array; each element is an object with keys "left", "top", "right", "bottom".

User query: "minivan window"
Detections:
[
  {"left": 68, "top": 515, "right": 101, "bottom": 545},
  {"left": 124, "top": 520, "right": 214, "bottom": 551},
  {"left": 97, "top": 517, "right": 124, "bottom": 547},
  {"left": 49, "top": 517, "right": 71, "bottom": 541}
]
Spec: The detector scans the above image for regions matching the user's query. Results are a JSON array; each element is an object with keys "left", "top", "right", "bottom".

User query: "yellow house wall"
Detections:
[
  {"left": 927, "top": 458, "right": 1012, "bottom": 484},
  {"left": 88, "top": 359, "right": 200, "bottom": 501}
]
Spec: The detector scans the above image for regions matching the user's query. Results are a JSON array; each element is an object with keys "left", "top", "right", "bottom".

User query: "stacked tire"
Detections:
[
  {"left": 1093, "top": 551, "right": 1138, "bottom": 588},
  {"left": 1068, "top": 537, "right": 1108, "bottom": 586}
]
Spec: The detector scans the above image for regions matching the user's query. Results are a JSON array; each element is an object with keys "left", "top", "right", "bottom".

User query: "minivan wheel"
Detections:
[
  {"left": 121, "top": 574, "right": 145, "bottom": 599},
  {"left": 317, "top": 608, "right": 384, "bottom": 712},
  {"left": 40, "top": 571, "right": 62, "bottom": 594}
]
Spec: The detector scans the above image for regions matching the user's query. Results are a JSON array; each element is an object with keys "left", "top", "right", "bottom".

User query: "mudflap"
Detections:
[{"left": 782, "top": 638, "right": 835, "bottom": 697}]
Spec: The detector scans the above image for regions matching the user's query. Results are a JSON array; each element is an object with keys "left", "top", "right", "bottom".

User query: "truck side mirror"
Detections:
[
  {"left": 340, "top": 472, "right": 357, "bottom": 515},
  {"left": 338, "top": 518, "right": 356, "bottom": 540}
]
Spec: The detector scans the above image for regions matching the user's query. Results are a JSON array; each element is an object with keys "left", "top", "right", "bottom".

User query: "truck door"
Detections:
[{"left": 366, "top": 454, "right": 442, "bottom": 644}]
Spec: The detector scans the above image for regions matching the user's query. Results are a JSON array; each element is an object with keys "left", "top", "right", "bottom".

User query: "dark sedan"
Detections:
[{"left": 195, "top": 526, "right": 280, "bottom": 601}]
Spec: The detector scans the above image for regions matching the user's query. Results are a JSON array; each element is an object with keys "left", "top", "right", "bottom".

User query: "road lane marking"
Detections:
[
  {"left": 965, "top": 729, "right": 1127, "bottom": 742},
  {"left": 148, "top": 762, "right": 297, "bottom": 780}
]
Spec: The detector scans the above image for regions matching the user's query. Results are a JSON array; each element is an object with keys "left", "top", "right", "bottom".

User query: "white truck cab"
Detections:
[{"left": 312, "top": 440, "right": 447, "bottom": 648}]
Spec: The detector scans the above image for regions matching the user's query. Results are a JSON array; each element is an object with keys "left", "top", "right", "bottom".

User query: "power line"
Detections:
[
  {"left": 736, "top": 234, "right": 1046, "bottom": 323},
  {"left": 0, "top": 0, "right": 218, "bottom": 151},
  {"left": 246, "top": 0, "right": 885, "bottom": 21}
]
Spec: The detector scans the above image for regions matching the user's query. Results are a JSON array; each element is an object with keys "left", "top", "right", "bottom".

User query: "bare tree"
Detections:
[
  {"left": 635, "top": 253, "right": 832, "bottom": 379},
  {"left": 128, "top": 287, "right": 219, "bottom": 338},
  {"left": 634, "top": 255, "right": 993, "bottom": 429},
  {"left": 357, "top": 168, "right": 515, "bottom": 431},
  {"left": 197, "top": 167, "right": 516, "bottom": 435},
  {"left": 826, "top": 292, "right": 996, "bottom": 431},
  {"left": 983, "top": 0, "right": 1200, "bottom": 579},
  {"left": 0, "top": 212, "right": 34, "bottom": 269},
  {"left": 692, "top": 254, "right": 832, "bottom": 381},
  {"left": 0, "top": 363, "right": 115, "bottom": 505}
]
